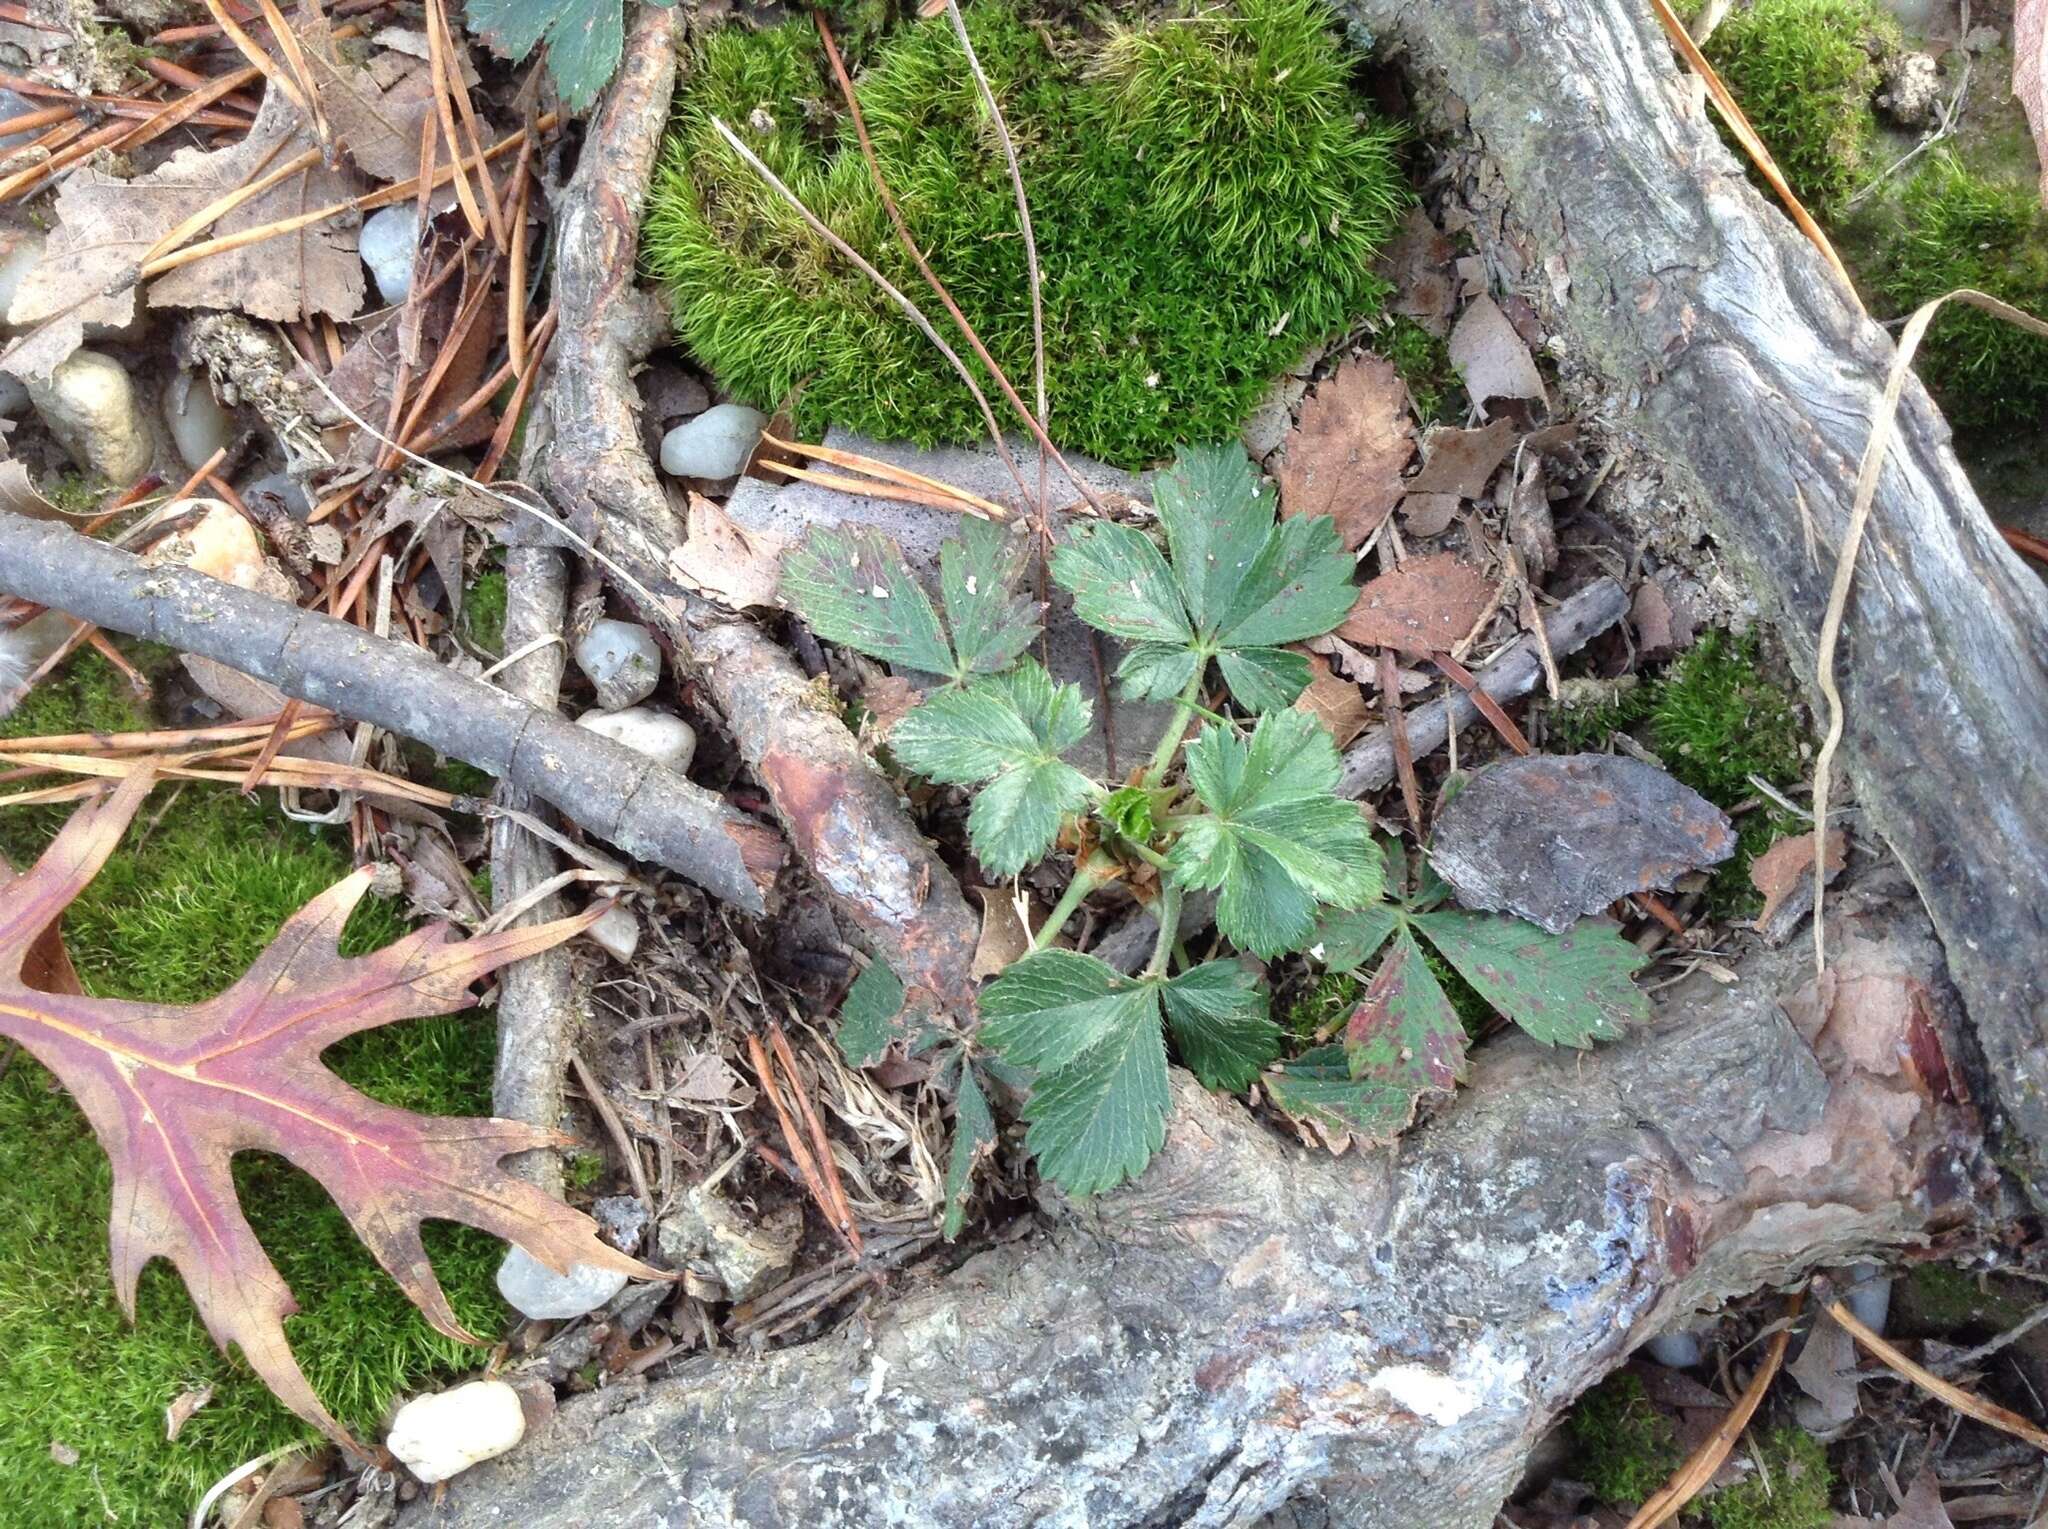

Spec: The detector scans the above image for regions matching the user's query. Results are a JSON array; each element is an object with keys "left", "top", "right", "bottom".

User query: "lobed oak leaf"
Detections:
[{"left": 0, "top": 774, "right": 659, "bottom": 1453}]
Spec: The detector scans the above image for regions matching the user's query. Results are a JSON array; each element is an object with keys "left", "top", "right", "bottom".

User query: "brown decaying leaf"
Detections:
[
  {"left": 5, "top": 90, "right": 365, "bottom": 382},
  {"left": 1785, "top": 1308, "right": 1862, "bottom": 1430},
  {"left": 1405, "top": 418, "right": 1518, "bottom": 498},
  {"left": 968, "top": 884, "right": 1031, "bottom": 980},
  {"left": 0, "top": 774, "right": 657, "bottom": 1451},
  {"left": 1293, "top": 652, "right": 1370, "bottom": 748},
  {"left": 2020, "top": 0, "right": 2048, "bottom": 208},
  {"left": 1398, "top": 492, "right": 1461, "bottom": 538},
  {"left": 1448, "top": 294, "right": 1549, "bottom": 416},
  {"left": 669, "top": 490, "right": 790, "bottom": 610},
  {"left": 297, "top": 23, "right": 448, "bottom": 183},
  {"left": 1276, "top": 352, "right": 1414, "bottom": 549},
  {"left": 1750, "top": 830, "right": 1848, "bottom": 928},
  {"left": 164, "top": 1383, "right": 214, "bottom": 1442},
  {"left": 1379, "top": 208, "right": 1458, "bottom": 332},
  {"left": 1340, "top": 551, "right": 1494, "bottom": 656}
]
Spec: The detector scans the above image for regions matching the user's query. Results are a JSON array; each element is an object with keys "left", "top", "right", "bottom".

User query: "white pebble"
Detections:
[
  {"left": 359, "top": 204, "right": 420, "bottom": 306},
  {"left": 0, "top": 227, "right": 42, "bottom": 329},
  {"left": 573, "top": 618, "right": 662, "bottom": 710},
  {"left": 1644, "top": 1329, "right": 1704, "bottom": 1369},
  {"left": 27, "top": 350, "right": 152, "bottom": 485},
  {"left": 385, "top": 1379, "right": 526, "bottom": 1484},
  {"left": 586, "top": 903, "right": 641, "bottom": 964},
  {"left": 494, "top": 1245, "right": 629, "bottom": 1322},
  {"left": 0, "top": 609, "right": 76, "bottom": 716},
  {"left": 163, "top": 369, "right": 235, "bottom": 470},
  {"left": 659, "top": 402, "right": 767, "bottom": 480},
  {"left": 1843, "top": 1262, "right": 1892, "bottom": 1335},
  {"left": 578, "top": 707, "right": 696, "bottom": 773}
]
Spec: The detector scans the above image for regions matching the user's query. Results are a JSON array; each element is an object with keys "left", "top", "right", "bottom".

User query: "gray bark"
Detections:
[
  {"left": 405, "top": 864, "right": 2004, "bottom": 1528},
  {"left": 0, "top": 511, "right": 784, "bottom": 912}
]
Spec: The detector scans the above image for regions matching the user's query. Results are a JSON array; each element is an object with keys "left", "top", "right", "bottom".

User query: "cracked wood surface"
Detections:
[{"left": 0, "top": 511, "right": 783, "bottom": 912}]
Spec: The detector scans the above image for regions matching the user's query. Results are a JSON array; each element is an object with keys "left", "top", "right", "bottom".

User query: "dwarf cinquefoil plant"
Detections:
[{"left": 786, "top": 444, "right": 1651, "bottom": 1209}]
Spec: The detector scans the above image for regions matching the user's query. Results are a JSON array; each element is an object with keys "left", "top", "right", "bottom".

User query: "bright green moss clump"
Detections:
[
  {"left": 1865, "top": 155, "right": 2048, "bottom": 432},
  {"left": 647, "top": 0, "right": 1406, "bottom": 468},
  {"left": 0, "top": 665, "right": 505, "bottom": 1525},
  {"left": 1567, "top": 1371, "right": 1683, "bottom": 1506},
  {"left": 1707, "top": 1426, "right": 1834, "bottom": 1529},
  {"left": 1702, "top": 0, "right": 1897, "bottom": 212}
]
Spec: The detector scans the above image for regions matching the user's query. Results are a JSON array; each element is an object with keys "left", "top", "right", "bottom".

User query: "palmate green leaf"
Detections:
[
  {"left": 782, "top": 522, "right": 1041, "bottom": 685},
  {"left": 893, "top": 661, "right": 1095, "bottom": 878},
  {"left": 1411, "top": 909, "right": 1651, "bottom": 1046},
  {"left": 835, "top": 960, "right": 907, "bottom": 1069},
  {"left": 1160, "top": 961, "right": 1279, "bottom": 1091},
  {"left": 1052, "top": 444, "right": 1357, "bottom": 714},
  {"left": 979, "top": 951, "right": 1169, "bottom": 1195},
  {"left": 466, "top": 0, "right": 640, "bottom": 111},
  {"left": 1168, "top": 709, "right": 1382, "bottom": 957},
  {"left": 1267, "top": 1044, "right": 1428, "bottom": 1139},
  {"left": 1343, "top": 926, "right": 1466, "bottom": 1115},
  {"left": 1311, "top": 904, "right": 1399, "bottom": 971}
]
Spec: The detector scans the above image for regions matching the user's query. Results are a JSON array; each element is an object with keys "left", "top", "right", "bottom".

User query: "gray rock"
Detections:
[
  {"left": 1877, "top": 52, "right": 1941, "bottom": 127},
  {"left": 573, "top": 617, "right": 662, "bottom": 710},
  {"left": 726, "top": 429, "right": 1172, "bottom": 776},
  {"left": 0, "top": 227, "right": 42, "bottom": 329},
  {"left": 576, "top": 706, "right": 696, "bottom": 773},
  {"left": 1644, "top": 1328, "right": 1705, "bottom": 1368},
  {"left": 1842, "top": 1262, "right": 1892, "bottom": 1334},
  {"left": 592, "top": 1195, "right": 650, "bottom": 1255},
  {"left": 27, "top": 350, "right": 153, "bottom": 485},
  {"left": 585, "top": 902, "right": 641, "bottom": 964},
  {"left": 494, "top": 1245, "right": 630, "bottom": 1321},
  {"left": 660, "top": 402, "right": 766, "bottom": 479},
  {"left": 242, "top": 470, "right": 312, "bottom": 520},
  {"left": 0, "top": 372, "right": 27, "bottom": 417},
  {"left": 656, "top": 1182, "right": 800, "bottom": 1303},
  {"left": 163, "top": 369, "right": 236, "bottom": 470},
  {"left": 360, "top": 204, "right": 419, "bottom": 306}
]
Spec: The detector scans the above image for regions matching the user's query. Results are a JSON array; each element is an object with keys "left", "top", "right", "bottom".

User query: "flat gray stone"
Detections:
[
  {"left": 495, "top": 1246, "right": 629, "bottom": 1321},
  {"left": 727, "top": 430, "right": 1172, "bottom": 776}
]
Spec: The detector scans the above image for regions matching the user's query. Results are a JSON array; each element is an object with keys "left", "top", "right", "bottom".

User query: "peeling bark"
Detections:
[
  {"left": 405, "top": 866, "right": 2007, "bottom": 1528},
  {"left": 0, "top": 511, "right": 783, "bottom": 912}
]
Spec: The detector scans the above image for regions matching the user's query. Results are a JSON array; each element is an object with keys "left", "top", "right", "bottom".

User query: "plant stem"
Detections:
[
  {"left": 1146, "top": 670, "right": 1206, "bottom": 780},
  {"left": 1147, "top": 883, "right": 1183, "bottom": 977},
  {"left": 1032, "top": 858, "right": 1109, "bottom": 952},
  {"left": 1125, "top": 840, "right": 1171, "bottom": 871}
]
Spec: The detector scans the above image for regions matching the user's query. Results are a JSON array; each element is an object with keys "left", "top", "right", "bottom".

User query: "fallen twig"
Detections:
[{"left": 1827, "top": 1293, "right": 2048, "bottom": 1452}]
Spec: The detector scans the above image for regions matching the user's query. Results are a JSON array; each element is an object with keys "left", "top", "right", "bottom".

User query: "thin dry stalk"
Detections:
[
  {"left": 251, "top": 0, "right": 330, "bottom": 147},
  {"left": 761, "top": 432, "right": 1010, "bottom": 519},
  {"left": 745, "top": 1029, "right": 862, "bottom": 1260},
  {"left": 0, "top": 712, "right": 336, "bottom": 754},
  {"left": 423, "top": 0, "right": 491, "bottom": 242},
  {"left": 1379, "top": 648, "right": 1423, "bottom": 830},
  {"left": 0, "top": 616, "right": 91, "bottom": 714},
  {"left": 1624, "top": 1292, "right": 1802, "bottom": 1529},
  {"left": 1810, "top": 287, "right": 2048, "bottom": 973},
  {"left": 766, "top": 1019, "right": 863, "bottom": 1255},
  {"left": 476, "top": 307, "right": 555, "bottom": 482},
  {"left": 1432, "top": 649, "right": 1531, "bottom": 755},
  {"left": 1827, "top": 1296, "right": 2048, "bottom": 1452}
]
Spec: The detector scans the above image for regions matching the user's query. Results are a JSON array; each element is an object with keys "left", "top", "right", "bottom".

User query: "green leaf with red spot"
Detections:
[
  {"left": 1342, "top": 926, "right": 1466, "bottom": 1118},
  {"left": 1410, "top": 908, "right": 1650, "bottom": 1046}
]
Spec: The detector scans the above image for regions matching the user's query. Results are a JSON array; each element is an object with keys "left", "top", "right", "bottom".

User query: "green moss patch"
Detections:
[
  {"left": 1567, "top": 1371, "right": 1684, "bottom": 1506},
  {"left": 1, "top": 661, "right": 504, "bottom": 1525},
  {"left": 647, "top": 0, "right": 1406, "bottom": 467},
  {"left": 1701, "top": 0, "right": 1897, "bottom": 213},
  {"left": 1707, "top": 1426, "right": 1833, "bottom": 1529}
]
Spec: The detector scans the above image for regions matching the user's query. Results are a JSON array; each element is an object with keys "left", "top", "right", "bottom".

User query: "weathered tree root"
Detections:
[
  {"left": 405, "top": 865, "right": 2007, "bottom": 1527},
  {"left": 0, "top": 511, "right": 783, "bottom": 913}
]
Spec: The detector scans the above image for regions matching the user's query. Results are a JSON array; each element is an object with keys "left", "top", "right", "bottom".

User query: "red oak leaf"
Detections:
[{"left": 0, "top": 772, "right": 659, "bottom": 1451}]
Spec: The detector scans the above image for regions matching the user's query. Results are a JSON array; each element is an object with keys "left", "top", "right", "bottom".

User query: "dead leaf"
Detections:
[
  {"left": 1398, "top": 492, "right": 1461, "bottom": 538},
  {"left": 1405, "top": 419, "right": 1517, "bottom": 497},
  {"left": 1787, "top": 1310, "right": 1863, "bottom": 1431},
  {"left": 1751, "top": 830, "right": 1848, "bottom": 930},
  {"left": 0, "top": 774, "right": 655, "bottom": 1450},
  {"left": 668, "top": 1052, "right": 743, "bottom": 1104},
  {"left": 862, "top": 672, "right": 918, "bottom": 739},
  {"left": 48, "top": 1441, "right": 78, "bottom": 1468},
  {"left": 1504, "top": 456, "right": 1555, "bottom": 574},
  {"left": 1293, "top": 652, "right": 1370, "bottom": 747},
  {"left": 1276, "top": 352, "right": 1414, "bottom": 549},
  {"left": 1379, "top": 208, "right": 1458, "bottom": 332},
  {"left": 165, "top": 1383, "right": 214, "bottom": 1441},
  {"left": 1892, "top": 1460, "right": 1959, "bottom": 1529},
  {"left": 669, "top": 490, "right": 789, "bottom": 610},
  {"left": 365, "top": 485, "right": 467, "bottom": 619},
  {"left": 5, "top": 91, "right": 365, "bottom": 381},
  {"left": 1449, "top": 294, "right": 1549, "bottom": 417},
  {"left": 2017, "top": 0, "right": 2047, "bottom": 208},
  {"left": 1632, "top": 580, "right": 1676, "bottom": 655},
  {"left": 1429, "top": 753, "right": 1738, "bottom": 932},
  {"left": 1340, "top": 551, "right": 1494, "bottom": 657},
  {"left": 297, "top": 23, "right": 448, "bottom": 183},
  {"left": 969, "top": 884, "right": 1031, "bottom": 980}
]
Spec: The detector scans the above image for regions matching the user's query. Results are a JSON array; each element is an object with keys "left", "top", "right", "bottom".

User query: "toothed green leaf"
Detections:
[
  {"left": 836, "top": 960, "right": 906, "bottom": 1068},
  {"left": 1161, "top": 961, "right": 1279, "bottom": 1092},
  {"left": 1267, "top": 1044, "right": 1426, "bottom": 1139},
  {"left": 1411, "top": 909, "right": 1651, "bottom": 1047},
  {"left": 1209, "top": 511, "right": 1358, "bottom": 650},
  {"left": 1213, "top": 646, "right": 1311, "bottom": 713},
  {"left": 942, "top": 1066, "right": 995, "bottom": 1239},
  {"left": 893, "top": 661, "right": 1095, "bottom": 878},
  {"left": 1154, "top": 442, "right": 1277, "bottom": 635},
  {"left": 466, "top": 0, "right": 625, "bottom": 111},
  {"left": 939, "top": 518, "right": 1040, "bottom": 678},
  {"left": 1343, "top": 927, "right": 1466, "bottom": 1110},
  {"left": 1049, "top": 522, "right": 1192, "bottom": 644},
  {"left": 1311, "top": 904, "right": 1400, "bottom": 972},
  {"left": 1167, "top": 710, "right": 1382, "bottom": 957},
  {"left": 781, "top": 526, "right": 954, "bottom": 676},
  {"left": 979, "top": 950, "right": 1170, "bottom": 1195},
  {"left": 1116, "top": 642, "right": 1201, "bottom": 702}
]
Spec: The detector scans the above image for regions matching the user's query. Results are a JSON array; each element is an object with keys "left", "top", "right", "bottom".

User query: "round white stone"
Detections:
[
  {"left": 27, "top": 350, "right": 153, "bottom": 485},
  {"left": 586, "top": 903, "right": 641, "bottom": 964},
  {"left": 0, "top": 227, "right": 43, "bottom": 329},
  {"left": 659, "top": 403, "right": 767, "bottom": 480},
  {"left": 573, "top": 618, "right": 662, "bottom": 711},
  {"left": 163, "top": 369, "right": 236, "bottom": 470},
  {"left": 577, "top": 707, "right": 696, "bottom": 774},
  {"left": 385, "top": 1379, "right": 526, "bottom": 1484},
  {"left": 494, "top": 1246, "right": 630, "bottom": 1322},
  {"left": 359, "top": 205, "right": 420, "bottom": 306}
]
